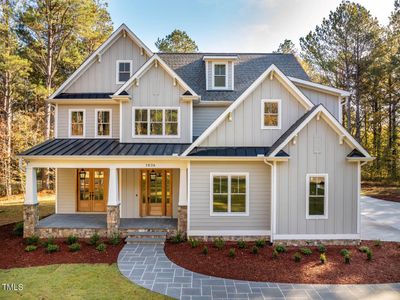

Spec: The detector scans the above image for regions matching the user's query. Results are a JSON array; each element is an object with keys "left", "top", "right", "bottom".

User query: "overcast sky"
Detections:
[{"left": 108, "top": 0, "right": 395, "bottom": 52}]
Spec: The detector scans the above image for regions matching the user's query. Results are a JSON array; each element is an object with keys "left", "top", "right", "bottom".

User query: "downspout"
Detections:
[{"left": 264, "top": 159, "right": 276, "bottom": 243}]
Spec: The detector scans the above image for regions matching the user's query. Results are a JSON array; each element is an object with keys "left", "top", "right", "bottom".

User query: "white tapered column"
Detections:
[
  {"left": 107, "top": 167, "right": 120, "bottom": 237},
  {"left": 25, "top": 166, "right": 38, "bottom": 205},
  {"left": 24, "top": 165, "right": 38, "bottom": 237}
]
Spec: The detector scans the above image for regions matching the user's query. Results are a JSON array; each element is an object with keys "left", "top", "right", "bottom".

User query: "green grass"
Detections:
[{"left": 0, "top": 264, "right": 170, "bottom": 299}]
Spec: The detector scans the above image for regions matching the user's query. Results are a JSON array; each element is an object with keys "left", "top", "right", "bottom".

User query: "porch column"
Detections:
[
  {"left": 107, "top": 167, "right": 120, "bottom": 237},
  {"left": 178, "top": 167, "right": 188, "bottom": 235},
  {"left": 23, "top": 165, "right": 39, "bottom": 237}
]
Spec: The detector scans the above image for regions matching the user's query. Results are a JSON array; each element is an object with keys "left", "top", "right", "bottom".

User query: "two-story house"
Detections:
[{"left": 20, "top": 24, "right": 372, "bottom": 244}]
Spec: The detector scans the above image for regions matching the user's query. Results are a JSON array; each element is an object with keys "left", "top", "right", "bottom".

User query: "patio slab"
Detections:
[{"left": 37, "top": 214, "right": 107, "bottom": 229}]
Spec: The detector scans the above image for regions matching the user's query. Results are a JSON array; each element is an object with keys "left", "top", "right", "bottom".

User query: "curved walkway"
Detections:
[{"left": 118, "top": 244, "right": 400, "bottom": 300}]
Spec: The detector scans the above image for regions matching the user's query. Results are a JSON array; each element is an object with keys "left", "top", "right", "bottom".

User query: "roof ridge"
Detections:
[{"left": 157, "top": 52, "right": 294, "bottom": 56}]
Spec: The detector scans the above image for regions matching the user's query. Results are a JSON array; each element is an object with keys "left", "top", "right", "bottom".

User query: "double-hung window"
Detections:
[
  {"left": 95, "top": 109, "right": 112, "bottom": 138},
  {"left": 210, "top": 173, "right": 249, "bottom": 216},
  {"left": 213, "top": 63, "right": 227, "bottom": 88},
  {"left": 116, "top": 60, "right": 132, "bottom": 84},
  {"left": 261, "top": 99, "right": 281, "bottom": 129},
  {"left": 133, "top": 107, "right": 179, "bottom": 137},
  {"left": 69, "top": 109, "right": 85, "bottom": 138},
  {"left": 306, "top": 174, "right": 328, "bottom": 219}
]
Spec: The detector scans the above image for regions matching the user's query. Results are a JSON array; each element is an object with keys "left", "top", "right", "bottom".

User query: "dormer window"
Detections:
[
  {"left": 116, "top": 60, "right": 132, "bottom": 84},
  {"left": 213, "top": 63, "right": 227, "bottom": 88},
  {"left": 203, "top": 55, "right": 238, "bottom": 91}
]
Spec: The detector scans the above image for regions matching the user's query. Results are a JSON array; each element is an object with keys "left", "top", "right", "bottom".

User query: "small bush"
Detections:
[
  {"left": 293, "top": 252, "right": 302, "bottom": 262},
  {"left": 89, "top": 233, "right": 100, "bottom": 246},
  {"left": 251, "top": 246, "right": 259, "bottom": 254},
  {"left": 275, "top": 244, "right": 287, "bottom": 253},
  {"left": 300, "top": 247, "right": 312, "bottom": 255},
  {"left": 317, "top": 244, "right": 326, "bottom": 253},
  {"left": 171, "top": 232, "right": 184, "bottom": 244},
  {"left": 66, "top": 235, "right": 78, "bottom": 245},
  {"left": 46, "top": 244, "right": 59, "bottom": 253},
  {"left": 366, "top": 250, "right": 373, "bottom": 261},
  {"left": 320, "top": 253, "right": 327, "bottom": 264},
  {"left": 68, "top": 243, "right": 81, "bottom": 252},
  {"left": 108, "top": 233, "right": 121, "bottom": 245},
  {"left": 255, "top": 239, "right": 266, "bottom": 248},
  {"left": 344, "top": 253, "right": 351, "bottom": 264},
  {"left": 13, "top": 222, "right": 24, "bottom": 236},
  {"left": 25, "top": 235, "right": 39, "bottom": 245},
  {"left": 237, "top": 240, "right": 247, "bottom": 249},
  {"left": 42, "top": 237, "right": 55, "bottom": 248},
  {"left": 202, "top": 246, "right": 208, "bottom": 255},
  {"left": 96, "top": 243, "right": 107, "bottom": 252},
  {"left": 228, "top": 248, "right": 236, "bottom": 258},
  {"left": 25, "top": 245, "right": 37, "bottom": 252},
  {"left": 359, "top": 246, "right": 370, "bottom": 253},
  {"left": 272, "top": 249, "right": 279, "bottom": 259},
  {"left": 214, "top": 237, "right": 225, "bottom": 250},
  {"left": 374, "top": 240, "right": 382, "bottom": 247},
  {"left": 188, "top": 238, "right": 200, "bottom": 248},
  {"left": 340, "top": 249, "right": 350, "bottom": 257}
]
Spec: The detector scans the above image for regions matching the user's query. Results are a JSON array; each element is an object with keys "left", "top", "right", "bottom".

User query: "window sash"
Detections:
[
  {"left": 70, "top": 111, "right": 84, "bottom": 136},
  {"left": 133, "top": 108, "right": 179, "bottom": 137},
  {"left": 213, "top": 64, "right": 227, "bottom": 88},
  {"left": 117, "top": 61, "right": 131, "bottom": 83},
  {"left": 96, "top": 110, "right": 111, "bottom": 136},
  {"left": 307, "top": 174, "right": 327, "bottom": 218},
  {"left": 262, "top": 100, "right": 280, "bottom": 128}
]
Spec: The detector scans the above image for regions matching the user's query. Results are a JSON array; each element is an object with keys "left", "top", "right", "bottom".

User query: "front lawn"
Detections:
[
  {"left": 361, "top": 181, "right": 400, "bottom": 203},
  {"left": 0, "top": 264, "right": 169, "bottom": 299}
]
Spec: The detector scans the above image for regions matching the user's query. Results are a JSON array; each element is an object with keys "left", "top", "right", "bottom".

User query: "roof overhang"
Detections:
[
  {"left": 203, "top": 55, "right": 238, "bottom": 61},
  {"left": 288, "top": 76, "right": 351, "bottom": 97},
  {"left": 48, "top": 99, "right": 119, "bottom": 105},
  {"left": 346, "top": 157, "right": 375, "bottom": 162}
]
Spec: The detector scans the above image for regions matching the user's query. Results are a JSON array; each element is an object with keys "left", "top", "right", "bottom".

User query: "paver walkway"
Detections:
[{"left": 118, "top": 243, "right": 400, "bottom": 300}]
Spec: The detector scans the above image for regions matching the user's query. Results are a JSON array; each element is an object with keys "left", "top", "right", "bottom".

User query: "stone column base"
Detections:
[
  {"left": 107, "top": 205, "right": 120, "bottom": 237},
  {"left": 23, "top": 203, "right": 39, "bottom": 238},
  {"left": 177, "top": 205, "right": 187, "bottom": 236}
]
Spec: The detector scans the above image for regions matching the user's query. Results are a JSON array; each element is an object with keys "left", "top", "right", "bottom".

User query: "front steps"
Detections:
[{"left": 125, "top": 230, "right": 167, "bottom": 244}]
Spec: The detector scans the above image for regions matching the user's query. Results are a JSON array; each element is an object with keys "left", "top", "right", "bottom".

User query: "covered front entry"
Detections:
[
  {"left": 140, "top": 169, "right": 172, "bottom": 217},
  {"left": 77, "top": 169, "right": 108, "bottom": 212}
]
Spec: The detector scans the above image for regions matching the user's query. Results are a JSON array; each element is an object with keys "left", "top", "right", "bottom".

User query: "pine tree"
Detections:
[{"left": 156, "top": 29, "right": 198, "bottom": 52}]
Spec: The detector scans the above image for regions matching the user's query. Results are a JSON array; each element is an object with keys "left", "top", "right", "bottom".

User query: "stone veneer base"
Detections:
[
  {"left": 107, "top": 205, "right": 120, "bottom": 237},
  {"left": 177, "top": 205, "right": 187, "bottom": 235},
  {"left": 23, "top": 204, "right": 39, "bottom": 238},
  {"left": 274, "top": 239, "right": 361, "bottom": 246}
]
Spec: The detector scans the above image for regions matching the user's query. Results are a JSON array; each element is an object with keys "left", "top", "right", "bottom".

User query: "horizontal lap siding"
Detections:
[
  {"left": 190, "top": 161, "right": 271, "bottom": 231},
  {"left": 56, "top": 168, "right": 76, "bottom": 213},
  {"left": 193, "top": 106, "right": 226, "bottom": 137}
]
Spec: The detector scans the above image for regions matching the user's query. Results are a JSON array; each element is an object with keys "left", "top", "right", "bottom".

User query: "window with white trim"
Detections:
[
  {"left": 133, "top": 107, "right": 179, "bottom": 137},
  {"left": 95, "top": 109, "right": 112, "bottom": 137},
  {"left": 261, "top": 99, "right": 281, "bottom": 129},
  {"left": 210, "top": 173, "right": 249, "bottom": 216},
  {"left": 213, "top": 63, "right": 227, "bottom": 88},
  {"left": 306, "top": 174, "right": 328, "bottom": 219},
  {"left": 116, "top": 60, "right": 132, "bottom": 84},
  {"left": 69, "top": 110, "right": 85, "bottom": 137}
]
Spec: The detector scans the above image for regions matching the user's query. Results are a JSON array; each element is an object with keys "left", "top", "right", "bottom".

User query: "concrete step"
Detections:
[
  {"left": 125, "top": 237, "right": 166, "bottom": 244},
  {"left": 126, "top": 231, "right": 167, "bottom": 237}
]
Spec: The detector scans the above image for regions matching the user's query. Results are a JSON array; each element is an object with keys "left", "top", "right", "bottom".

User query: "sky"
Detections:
[{"left": 108, "top": 0, "right": 395, "bottom": 53}]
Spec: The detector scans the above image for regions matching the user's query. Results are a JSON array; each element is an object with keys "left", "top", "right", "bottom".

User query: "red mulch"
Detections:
[
  {"left": 0, "top": 224, "right": 123, "bottom": 269},
  {"left": 165, "top": 241, "right": 400, "bottom": 284}
]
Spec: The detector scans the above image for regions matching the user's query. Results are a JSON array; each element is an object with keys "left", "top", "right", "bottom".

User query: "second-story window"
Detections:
[
  {"left": 261, "top": 99, "right": 281, "bottom": 129},
  {"left": 133, "top": 107, "right": 180, "bottom": 137},
  {"left": 116, "top": 60, "right": 132, "bottom": 84},
  {"left": 69, "top": 109, "right": 85, "bottom": 138},
  {"left": 95, "top": 109, "right": 112, "bottom": 138},
  {"left": 213, "top": 63, "right": 227, "bottom": 88}
]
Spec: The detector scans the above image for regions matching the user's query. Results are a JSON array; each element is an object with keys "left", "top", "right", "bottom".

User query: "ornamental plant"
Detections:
[
  {"left": 89, "top": 233, "right": 100, "bottom": 246},
  {"left": 293, "top": 252, "right": 302, "bottom": 262},
  {"left": 228, "top": 248, "right": 236, "bottom": 258},
  {"left": 320, "top": 253, "right": 327, "bottom": 264},
  {"left": 108, "top": 233, "right": 121, "bottom": 245},
  {"left": 317, "top": 244, "right": 326, "bottom": 253},
  {"left": 237, "top": 240, "right": 247, "bottom": 249},
  {"left": 202, "top": 246, "right": 208, "bottom": 255},
  {"left": 275, "top": 244, "right": 287, "bottom": 253},
  {"left": 13, "top": 222, "right": 24, "bottom": 237},
  {"left": 359, "top": 246, "right": 370, "bottom": 253},
  {"left": 344, "top": 253, "right": 351, "bottom": 264},
  {"left": 300, "top": 247, "right": 312, "bottom": 255},
  {"left": 366, "top": 250, "right": 373, "bottom": 261},
  {"left": 96, "top": 243, "right": 107, "bottom": 252},
  {"left": 340, "top": 249, "right": 350, "bottom": 257},
  {"left": 25, "top": 245, "right": 37, "bottom": 252},
  {"left": 272, "top": 249, "right": 278, "bottom": 259},
  {"left": 69, "top": 243, "right": 81, "bottom": 252},
  {"left": 188, "top": 238, "right": 200, "bottom": 248},
  {"left": 255, "top": 239, "right": 266, "bottom": 248},
  {"left": 171, "top": 232, "right": 184, "bottom": 244},
  {"left": 66, "top": 235, "right": 78, "bottom": 245},
  {"left": 26, "top": 235, "right": 39, "bottom": 245},
  {"left": 46, "top": 244, "right": 59, "bottom": 253},
  {"left": 214, "top": 237, "right": 225, "bottom": 250},
  {"left": 42, "top": 237, "right": 55, "bottom": 248},
  {"left": 251, "top": 246, "right": 259, "bottom": 254}
]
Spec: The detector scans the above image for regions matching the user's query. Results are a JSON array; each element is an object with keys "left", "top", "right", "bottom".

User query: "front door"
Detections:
[
  {"left": 140, "top": 169, "right": 172, "bottom": 217},
  {"left": 77, "top": 169, "right": 108, "bottom": 212}
]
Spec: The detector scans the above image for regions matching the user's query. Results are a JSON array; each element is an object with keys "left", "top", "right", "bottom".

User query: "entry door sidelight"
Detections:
[{"left": 77, "top": 169, "right": 108, "bottom": 212}]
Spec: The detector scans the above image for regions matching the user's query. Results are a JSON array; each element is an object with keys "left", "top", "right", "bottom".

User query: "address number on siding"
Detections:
[{"left": 145, "top": 163, "right": 156, "bottom": 167}]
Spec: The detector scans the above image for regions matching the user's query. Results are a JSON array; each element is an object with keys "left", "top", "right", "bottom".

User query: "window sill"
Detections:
[
  {"left": 210, "top": 213, "right": 249, "bottom": 217},
  {"left": 261, "top": 126, "right": 281, "bottom": 130},
  {"left": 306, "top": 215, "right": 328, "bottom": 220},
  {"left": 132, "top": 135, "right": 180, "bottom": 139}
]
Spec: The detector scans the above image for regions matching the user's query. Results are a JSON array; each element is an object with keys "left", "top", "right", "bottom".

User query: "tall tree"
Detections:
[
  {"left": 274, "top": 39, "right": 297, "bottom": 55},
  {"left": 156, "top": 29, "right": 198, "bottom": 52}
]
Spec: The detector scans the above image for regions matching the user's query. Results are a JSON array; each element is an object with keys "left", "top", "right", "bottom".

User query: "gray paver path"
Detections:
[{"left": 118, "top": 243, "right": 400, "bottom": 300}]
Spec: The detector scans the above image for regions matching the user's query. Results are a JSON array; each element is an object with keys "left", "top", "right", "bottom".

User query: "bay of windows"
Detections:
[{"left": 133, "top": 108, "right": 179, "bottom": 137}]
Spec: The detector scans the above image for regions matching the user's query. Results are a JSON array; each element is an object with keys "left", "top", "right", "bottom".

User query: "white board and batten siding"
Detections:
[
  {"left": 200, "top": 77, "right": 307, "bottom": 147},
  {"left": 299, "top": 86, "right": 341, "bottom": 120},
  {"left": 276, "top": 116, "right": 358, "bottom": 236},
  {"left": 57, "top": 104, "right": 120, "bottom": 138},
  {"left": 121, "top": 64, "right": 191, "bottom": 143},
  {"left": 65, "top": 33, "right": 148, "bottom": 93},
  {"left": 56, "top": 169, "right": 77, "bottom": 213},
  {"left": 189, "top": 161, "right": 271, "bottom": 232},
  {"left": 192, "top": 106, "right": 226, "bottom": 137},
  {"left": 206, "top": 61, "right": 234, "bottom": 90}
]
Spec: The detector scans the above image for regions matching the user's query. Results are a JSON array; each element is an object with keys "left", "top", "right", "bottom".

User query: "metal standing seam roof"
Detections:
[
  {"left": 347, "top": 149, "right": 366, "bottom": 158},
  {"left": 54, "top": 93, "right": 114, "bottom": 99},
  {"left": 188, "top": 147, "right": 289, "bottom": 157}
]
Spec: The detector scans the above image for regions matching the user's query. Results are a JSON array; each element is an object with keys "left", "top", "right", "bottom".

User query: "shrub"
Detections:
[
  {"left": 228, "top": 248, "right": 236, "bottom": 258},
  {"left": 340, "top": 249, "right": 350, "bottom": 257},
  {"left": 25, "top": 235, "right": 39, "bottom": 245},
  {"left": 237, "top": 240, "right": 247, "bottom": 249},
  {"left": 251, "top": 246, "right": 259, "bottom": 254},
  {"left": 320, "top": 253, "right": 327, "bottom": 264},
  {"left": 96, "top": 243, "right": 107, "bottom": 252},
  {"left": 366, "top": 250, "right": 373, "bottom": 261},
  {"left": 25, "top": 245, "right": 37, "bottom": 252},
  {"left": 275, "top": 244, "right": 287, "bottom": 253},
  {"left": 317, "top": 244, "right": 326, "bottom": 253},
  {"left": 344, "top": 253, "right": 351, "bottom": 264},
  {"left": 300, "top": 247, "right": 312, "bottom": 255},
  {"left": 188, "top": 238, "right": 200, "bottom": 248},
  {"left": 171, "top": 232, "right": 184, "bottom": 244},
  {"left": 66, "top": 235, "right": 78, "bottom": 245},
  {"left": 108, "top": 233, "right": 121, "bottom": 245},
  {"left": 359, "top": 246, "right": 370, "bottom": 253},
  {"left": 68, "top": 243, "right": 81, "bottom": 252},
  {"left": 42, "top": 237, "right": 55, "bottom": 248},
  {"left": 293, "top": 252, "right": 302, "bottom": 262},
  {"left": 89, "top": 233, "right": 100, "bottom": 246},
  {"left": 255, "top": 239, "right": 266, "bottom": 248},
  {"left": 13, "top": 222, "right": 24, "bottom": 236},
  {"left": 374, "top": 240, "right": 382, "bottom": 247},
  {"left": 214, "top": 237, "right": 225, "bottom": 250},
  {"left": 202, "top": 246, "right": 208, "bottom": 255},
  {"left": 46, "top": 244, "right": 59, "bottom": 253}
]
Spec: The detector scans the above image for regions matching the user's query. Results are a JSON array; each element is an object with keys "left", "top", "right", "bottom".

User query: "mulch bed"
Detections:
[
  {"left": 165, "top": 241, "right": 400, "bottom": 284},
  {"left": 0, "top": 224, "right": 123, "bottom": 269}
]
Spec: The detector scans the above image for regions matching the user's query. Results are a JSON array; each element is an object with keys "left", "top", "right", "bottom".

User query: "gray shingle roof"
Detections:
[{"left": 158, "top": 53, "right": 310, "bottom": 101}]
